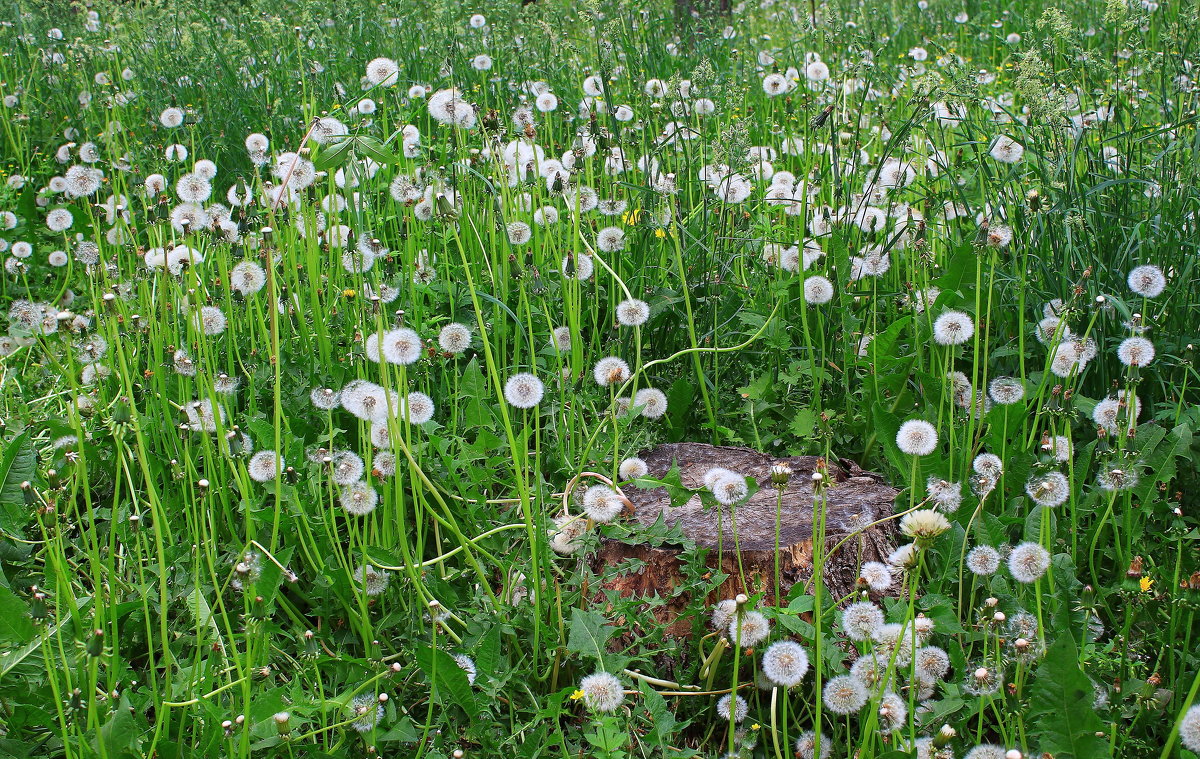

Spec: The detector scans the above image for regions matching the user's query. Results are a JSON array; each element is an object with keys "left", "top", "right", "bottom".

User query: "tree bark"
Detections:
[{"left": 592, "top": 443, "right": 899, "bottom": 636}]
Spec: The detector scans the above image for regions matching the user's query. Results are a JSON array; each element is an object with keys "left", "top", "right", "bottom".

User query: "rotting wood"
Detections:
[{"left": 592, "top": 443, "right": 899, "bottom": 636}]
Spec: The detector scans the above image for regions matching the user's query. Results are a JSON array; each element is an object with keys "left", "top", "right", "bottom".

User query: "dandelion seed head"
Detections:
[
  {"left": 988, "top": 377, "right": 1025, "bottom": 405},
  {"left": 822, "top": 674, "right": 868, "bottom": 715},
  {"left": 932, "top": 310, "right": 974, "bottom": 345},
  {"left": 247, "top": 450, "right": 283, "bottom": 482},
  {"left": 1008, "top": 542, "right": 1050, "bottom": 583},
  {"left": 966, "top": 545, "right": 1001, "bottom": 575},
  {"left": 379, "top": 328, "right": 422, "bottom": 365},
  {"left": 353, "top": 564, "right": 390, "bottom": 596},
  {"left": 580, "top": 671, "right": 624, "bottom": 712},
  {"left": 762, "top": 640, "right": 809, "bottom": 686},
  {"left": 1178, "top": 704, "right": 1200, "bottom": 752},
  {"left": 633, "top": 387, "right": 668, "bottom": 418},
  {"left": 841, "top": 601, "right": 884, "bottom": 640},
  {"left": 340, "top": 480, "right": 379, "bottom": 516},
  {"left": 1116, "top": 336, "right": 1155, "bottom": 367},
  {"left": 504, "top": 372, "right": 545, "bottom": 408},
  {"left": 716, "top": 693, "right": 749, "bottom": 722},
  {"left": 794, "top": 731, "right": 832, "bottom": 759},
  {"left": 402, "top": 391, "right": 435, "bottom": 424},
  {"left": 349, "top": 693, "right": 384, "bottom": 732},
  {"left": 593, "top": 356, "right": 631, "bottom": 387},
  {"left": 582, "top": 485, "right": 624, "bottom": 523},
  {"left": 896, "top": 419, "right": 938, "bottom": 456},
  {"left": 859, "top": 561, "right": 893, "bottom": 591},
  {"left": 729, "top": 610, "right": 770, "bottom": 648},
  {"left": 1025, "top": 471, "right": 1070, "bottom": 507},
  {"left": 438, "top": 322, "right": 472, "bottom": 354},
  {"left": 1127, "top": 265, "right": 1166, "bottom": 298}
]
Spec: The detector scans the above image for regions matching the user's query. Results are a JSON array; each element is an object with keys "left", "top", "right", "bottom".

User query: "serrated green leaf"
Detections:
[
  {"left": 0, "top": 431, "right": 36, "bottom": 531},
  {"left": 414, "top": 646, "right": 478, "bottom": 719},
  {"left": 566, "top": 608, "right": 616, "bottom": 661},
  {"left": 1028, "top": 634, "right": 1112, "bottom": 759}
]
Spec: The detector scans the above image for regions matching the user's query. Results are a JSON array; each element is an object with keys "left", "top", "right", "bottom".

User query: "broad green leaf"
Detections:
[
  {"left": 566, "top": 608, "right": 616, "bottom": 662},
  {"left": 355, "top": 136, "right": 403, "bottom": 165},
  {"left": 414, "top": 645, "right": 479, "bottom": 719},
  {"left": 0, "top": 431, "right": 35, "bottom": 531},
  {"left": 0, "top": 585, "right": 34, "bottom": 644},
  {"left": 1028, "top": 634, "right": 1112, "bottom": 759}
]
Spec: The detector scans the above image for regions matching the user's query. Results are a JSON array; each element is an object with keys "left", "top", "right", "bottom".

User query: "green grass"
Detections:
[{"left": 0, "top": 0, "right": 1198, "bottom": 757}]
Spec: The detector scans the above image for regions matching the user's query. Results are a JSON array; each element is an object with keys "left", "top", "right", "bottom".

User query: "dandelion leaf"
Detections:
[
  {"left": 415, "top": 645, "right": 479, "bottom": 719},
  {"left": 1028, "top": 634, "right": 1112, "bottom": 759}
]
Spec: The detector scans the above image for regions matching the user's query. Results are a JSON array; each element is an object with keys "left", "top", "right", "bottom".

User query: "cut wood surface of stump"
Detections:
[{"left": 594, "top": 443, "right": 899, "bottom": 636}]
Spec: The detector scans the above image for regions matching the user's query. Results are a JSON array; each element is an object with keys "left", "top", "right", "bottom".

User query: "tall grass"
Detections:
[{"left": 0, "top": 0, "right": 1198, "bottom": 756}]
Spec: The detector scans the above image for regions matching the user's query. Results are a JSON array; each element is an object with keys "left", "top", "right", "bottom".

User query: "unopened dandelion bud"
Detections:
[
  {"left": 86, "top": 629, "right": 104, "bottom": 657},
  {"left": 1005, "top": 751, "right": 1023, "bottom": 759},
  {"left": 222, "top": 720, "right": 234, "bottom": 736},
  {"left": 992, "top": 611, "right": 1006, "bottom": 624},
  {"left": 273, "top": 712, "right": 290, "bottom": 736},
  {"left": 985, "top": 596, "right": 998, "bottom": 607},
  {"left": 453, "top": 750, "right": 465, "bottom": 759},
  {"left": 769, "top": 463, "right": 792, "bottom": 486},
  {"left": 734, "top": 593, "right": 750, "bottom": 609},
  {"left": 934, "top": 724, "right": 956, "bottom": 747},
  {"left": 197, "top": 479, "right": 209, "bottom": 490},
  {"left": 392, "top": 662, "right": 403, "bottom": 673},
  {"left": 1014, "top": 638, "right": 1030, "bottom": 653},
  {"left": 235, "top": 714, "right": 245, "bottom": 725}
]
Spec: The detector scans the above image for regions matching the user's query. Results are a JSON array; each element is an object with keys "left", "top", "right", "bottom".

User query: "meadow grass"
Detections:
[{"left": 0, "top": 0, "right": 1198, "bottom": 756}]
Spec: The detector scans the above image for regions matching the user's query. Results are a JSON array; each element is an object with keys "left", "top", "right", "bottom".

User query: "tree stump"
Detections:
[{"left": 593, "top": 443, "right": 899, "bottom": 636}]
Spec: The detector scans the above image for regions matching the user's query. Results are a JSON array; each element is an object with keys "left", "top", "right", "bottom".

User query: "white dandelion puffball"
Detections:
[
  {"left": 582, "top": 485, "right": 624, "bottom": 523},
  {"left": 933, "top": 310, "right": 975, "bottom": 345},
  {"left": 716, "top": 693, "right": 749, "bottom": 722},
  {"left": 504, "top": 372, "right": 545, "bottom": 409},
  {"left": 580, "top": 671, "right": 624, "bottom": 712},
  {"left": 247, "top": 450, "right": 283, "bottom": 482},
  {"left": 859, "top": 561, "right": 893, "bottom": 591},
  {"left": 616, "top": 298, "right": 650, "bottom": 327},
  {"left": 762, "top": 640, "right": 810, "bottom": 686},
  {"left": 1008, "top": 541, "right": 1051, "bottom": 583},
  {"left": 633, "top": 387, "right": 668, "bottom": 419},
  {"left": 1179, "top": 704, "right": 1200, "bottom": 753},
  {"left": 896, "top": 419, "right": 938, "bottom": 456},
  {"left": 708, "top": 470, "right": 749, "bottom": 506},
  {"left": 840, "top": 601, "right": 884, "bottom": 641},
  {"left": 619, "top": 457, "right": 648, "bottom": 480},
  {"left": 803, "top": 275, "right": 834, "bottom": 304},
  {"left": 795, "top": 731, "right": 833, "bottom": 759},
  {"left": 438, "top": 322, "right": 472, "bottom": 354},
  {"left": 729, "top": 609, "right": 770, "bottom": 648},
  {"left": 1127, "top": 264, "right": 1166, "bottom": 298},
  {"left": 966, "top": 545, "right": 1001, "bottom": 575},
  {"left": 822, "top": 674, "right": 868, "bottom": 714},
  {"left": 989, "top": 135, "right": 1025, "bottom": 163},
  {"left": 593, "top": 356, "right": 631, "bottom": 387},
  {"left": 1116, "top": 337, "right": 1155, "bottom": 367},
  {"left": 1025, "top": 471, "right": 1070, "bottom": 507}
]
